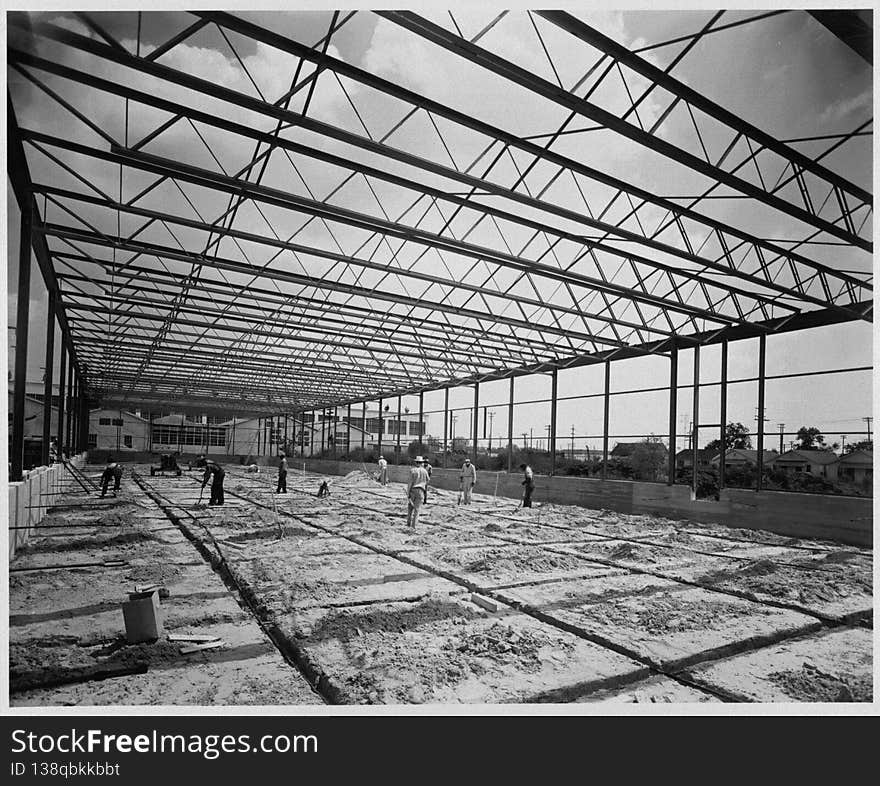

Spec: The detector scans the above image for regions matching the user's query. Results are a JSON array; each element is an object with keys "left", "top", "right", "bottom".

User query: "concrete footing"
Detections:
[{"left": 7, "top": 454, "right": 88, "bottom": 559}]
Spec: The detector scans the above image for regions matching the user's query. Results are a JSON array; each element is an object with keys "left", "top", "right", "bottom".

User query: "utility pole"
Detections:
[
  {"left": 487, "top": 410, "right": 495, "bottom": 452},
  {"left": 777, "top": 423, "right": 785, "bottom": 454},
  {"left": 840, "top": 434, "right": 847, "bottom": 454},
  {"left": 863, "top": 416, "right": 873, "bottom": 446},
  {"left": 522, "top": 432, "right": 528, "bottom": 452},
  {"left": 570, "top": 425, "right": 576, "bottom": 457},
  {"left": 529, "top": 427, "right": 533, "bottom": 448}
]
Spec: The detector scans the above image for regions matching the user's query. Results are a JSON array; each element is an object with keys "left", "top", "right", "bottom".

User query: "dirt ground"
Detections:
[{"left": 8, "top": 463, "right": 872, "bottom": 705}]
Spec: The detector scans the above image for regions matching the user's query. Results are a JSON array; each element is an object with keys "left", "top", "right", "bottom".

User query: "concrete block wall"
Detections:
[
  {"left": 8, "top": 454, "right": 87, "bottom": 560},
  {"left": 297, "top": 459, "right": 873, "bottom": 548}
]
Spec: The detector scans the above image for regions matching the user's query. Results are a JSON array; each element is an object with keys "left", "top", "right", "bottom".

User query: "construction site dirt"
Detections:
[{"left": 8, "top": 464, "right": 873, "bottom": 706}]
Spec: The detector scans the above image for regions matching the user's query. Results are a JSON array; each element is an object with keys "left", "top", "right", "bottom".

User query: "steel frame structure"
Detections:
[{"left": 6, "top": 9, "right": 872, "bottom": 481}]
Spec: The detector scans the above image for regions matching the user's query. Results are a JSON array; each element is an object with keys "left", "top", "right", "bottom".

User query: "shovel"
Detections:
[{"left": 457, "top": 482, "right": 462, "bottom": 506}]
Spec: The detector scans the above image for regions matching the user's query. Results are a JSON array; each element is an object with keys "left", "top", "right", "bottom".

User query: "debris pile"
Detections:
[{"left": 768, "top": 662, "right": 872, "bottom": 702}]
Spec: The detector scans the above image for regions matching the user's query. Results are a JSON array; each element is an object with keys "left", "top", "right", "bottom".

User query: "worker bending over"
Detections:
[
  {"left": 459, "top": 457, "right": 477, "bottom": 504},
  {"left": 317, "top": 480, "right": 330, "bottom": 498},
  {"left": 520, "top": 463, "right": 535, "bottom": 508},
  {"left": 406, "top": 456, "right": 430, "bottom": 529},
  {"left": 100, "top": 457, "right": 123, "bottom": 497},
  {"left": 276, "top": 452, "right": 288, "bottom": 494},
  {"left": 201, "top": 460, "right": 226, "bottom": 506},
  {"left": 378, "top": 455, "right": 388, "bottom": 485}
]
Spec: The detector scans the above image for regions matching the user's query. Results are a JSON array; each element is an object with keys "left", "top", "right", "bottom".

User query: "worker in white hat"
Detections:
[
  {"left": 378, "top": 454, "right": 388, "bottom": 486},
  {"left": 459, "top": 456, "right": 477, "bottom": 505},
  {"left": 406, "top": 456, "right": 430, "bottom": 529}
]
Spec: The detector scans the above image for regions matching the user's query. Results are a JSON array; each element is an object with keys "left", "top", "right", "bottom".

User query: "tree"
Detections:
[
  {"left": 844, "top": 439, "right": 873, "bottom": 454},
  {"left": 704, "top": 422, "right": 752, "bottom": 454},
  {"left": 796, "top": 426, "right": 826, "bottom": 450},
  {"left": 630, "top": 440, "right": 666, "bottom": 481}
]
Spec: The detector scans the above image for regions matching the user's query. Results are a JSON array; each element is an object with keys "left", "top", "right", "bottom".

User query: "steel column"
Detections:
[
  {"left": 601, "top": 360, "right": 610, "bottom": 480},
  {"left": 756, "top": 334, "right": 767, "bottom": 491},
  {"left": 345, "top": 404, "right": 350, "bottom": 458},
  {"left": 418, "top": 392, "right": 424, "bottom": 453},
  {"left": 668, "top": 343, "right": 678, "bottom": 485},
  {"left": 56, "top": 341, "right": 67, "bottom": 458},
  {"left": 719, "top": 340, "right": 728, "bottom": 490},
  {"left": 443, "top": 389, "right": 449, "bottom": 469},
  {"left": 11, "top": 205, "right": 33, "bottom": 481},
  {"left": 41, "top": 290, "right": 56, "bottom": 465},
  {"left": 507, "top": 377, "right": 515, "bottom": 474},
  {"left": 550, "top": 369, "right": 558, "bottom": 475},
  {"left": 396, "top": 396, "right": 402, "bottom": 464},
  {"left": 472, "top": 383, "right": 479, "bottom": 464},
  {"left": 692, "top": 345, "right": 700, "bottom": 496},
  {"left": 361, "top": 402, "right": 366, "bottom": 454},
  {"left": 378, "top": 397, "right": 383, "bottom": 459},
  {"left": 66, "top": 360, "right": 74, "bottom": 454}
]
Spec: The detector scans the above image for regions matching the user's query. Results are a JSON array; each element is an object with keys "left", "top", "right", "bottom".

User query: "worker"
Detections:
[
  {"left": 423, "top": 458, "right": 433, "bottom": 504},
  {"left": 317, "top": 479, "right": 330, "bottom": 498},
  {"left": 378, "top": 455, "right": 388, "bottom": 486},
  {"left": 406, "top": 456, "right": 430, "bottom": 529},
  {"left": 520, "top": 463, "right": 535, "bottom": 508},
  {"left": 276, "top": 452, "right": 288, "bottom": 494},
  {"left": 48, "top": 438, "right": 60, "bottom": 464},
  {"left": 100, "top": 457, "right": 123, "bottom": 497},
  {"left": 244, "top": 463, "right": 260, "bottom": 473},
  {"left": 190, "top": 453, "right": 208, "bottom": 470},
  {"left": 459, "top": 457, "right": 477, "bottom": 505},
  {"left": 201, "top": 459, "right": 226, "bottom": 506}
]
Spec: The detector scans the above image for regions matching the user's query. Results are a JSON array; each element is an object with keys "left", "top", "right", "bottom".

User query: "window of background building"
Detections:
[
  {"left": 124, "top": 435, "right": 132, "bottom": 448},
  {"left": 88, "top": 434, "right": 97, "bottom": 448},
  {"left": 99, "top": 417, "right": 111, "bottom": 426}
]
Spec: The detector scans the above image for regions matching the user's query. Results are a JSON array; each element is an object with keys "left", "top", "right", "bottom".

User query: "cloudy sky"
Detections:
[{"left": 5, "top": 4, "right": 873, "bottom": 452}]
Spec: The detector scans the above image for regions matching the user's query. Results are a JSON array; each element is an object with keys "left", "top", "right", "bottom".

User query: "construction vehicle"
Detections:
[{"left": 149, "top": 453, "right": 182, "bottom": 477}]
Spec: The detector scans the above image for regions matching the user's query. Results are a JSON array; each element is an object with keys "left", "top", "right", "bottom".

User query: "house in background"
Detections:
[
  {"left": 837, "top": 450, "right": 873, "bottom": 485},
  {"left": 88, "top": 409, "right": 150, "bottom": 452},
  {"left": 772, "top": 449, "right": 839, "bottom": 480},
  {"left": 675, "top": 447, "right": 715, "bottom": 470},
  {"left": 711, "top": 448, "right": 779, "bottom": 469}
]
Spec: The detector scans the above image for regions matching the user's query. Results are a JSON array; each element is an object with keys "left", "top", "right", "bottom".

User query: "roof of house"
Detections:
[
  {"left": 838, "top": 449, "right": 873, "bottom": 466},
  {"left": 675, "top": 447, "right": 715, "bottom": 460},
  {"left": 774, "top": 449, "right": 839, "bottom": 465},
  {"left": 715, "top": 448, "right": 778, "bottom": 463},
  {"left": 93, "top": 408, "right": 148, "bottom": 423}
]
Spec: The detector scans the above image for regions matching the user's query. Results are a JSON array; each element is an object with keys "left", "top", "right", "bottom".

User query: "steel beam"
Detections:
[{"left": 389, "top": 11, "right": 871, "bottom": 250}]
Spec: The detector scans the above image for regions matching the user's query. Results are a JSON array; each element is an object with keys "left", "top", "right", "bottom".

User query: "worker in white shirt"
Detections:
[
  {"left": 378, "top": 455, "right": 388, "bottom": 485},
  {"left": 459, "top": 457, "right": 477, "bottom": 504},
  {"left": 406, "top": 456, "right": 430, "bottom": 529},
  {"left": 520, "top": 463, "right": 535, "bottom": 508}
]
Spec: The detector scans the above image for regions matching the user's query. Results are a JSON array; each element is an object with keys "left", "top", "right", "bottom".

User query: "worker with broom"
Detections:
[
  {"left": 378, "top": 454, "right": 388, "bottom": 486},
  {"left": 406, "top": 456, "right": 430, "bottom": 529},
  {"left": 201, "top": 459, "right": 226, "bottom": 507},
  {"left": 459, "top": 457, "right": 477, "bottom": 505},
  {"left": 99, "top": 456, "right": 123, "bottom": 497}
]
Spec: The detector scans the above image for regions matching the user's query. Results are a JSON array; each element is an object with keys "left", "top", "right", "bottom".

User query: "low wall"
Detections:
[
  {"left": 297, "top": 459, "right": 873, "bottom": 548},
  {"left": 8, "top": 454, "right": 88, "bottom": 560}
]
